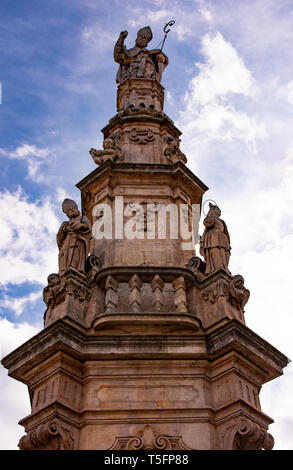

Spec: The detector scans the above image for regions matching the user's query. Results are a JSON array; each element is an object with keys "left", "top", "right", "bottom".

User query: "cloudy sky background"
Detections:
[{"left": 0, "top": 0, "right": 293, "bottom": 449}]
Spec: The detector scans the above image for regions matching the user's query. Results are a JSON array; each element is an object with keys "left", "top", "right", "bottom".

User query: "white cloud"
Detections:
[
  {"left": 166, "top": 90, "right": 174, "bottom": 104},
  {"left": 0, "top": 187, "right": 59, "bottom": 286},
  {"left": 0, "top": 317, "right": 40, "bottom": 358},
  {"left": 197, "top": 0, "right": 213, "bottom": 23},
  {"left": 0, "top": 144, "right": 52, "bottom": 183},
  {"left": 0, "top": 317, "right": 40, "bottom": 450},
  {"left": 287, "top": 80, "right": 293, "bottom": 105},
  {"left": 2, "top": 291, "right": 42, "bottom": 317},
  {"left": 81, "top": 24, "right": 114, "bottom": 47},
  {"left": 178, "top": 32, "right": 266, "bottom": 155},
  {"left": 190, "top": 32, "right": 256, "bottom": 106}
]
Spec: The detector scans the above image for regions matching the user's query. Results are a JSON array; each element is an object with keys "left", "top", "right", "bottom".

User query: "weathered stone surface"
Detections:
[{"left": 1, "top": 318, "right": 288, "bottom": 449}]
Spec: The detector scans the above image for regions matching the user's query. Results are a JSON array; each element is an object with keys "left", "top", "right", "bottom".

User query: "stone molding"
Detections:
[
  {"left": 76, "top": 161, "right": 208, "bottom": 195},
  {"left": 2, "top": 319, "right": 288, "bottom": 383}
]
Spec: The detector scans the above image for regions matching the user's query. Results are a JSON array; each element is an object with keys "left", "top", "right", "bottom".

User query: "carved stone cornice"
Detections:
[
  {"left": 91, "top": 265, "right": 197, "bottom": 289},
  {"left": 2, "top": 319, "right": 289, "bottom": 385},
  {"left": 101, "top": 113, "right": 180, "bottom": 140},
  {"left": 93, "top": 311, "right": 200, "bottom": 334},
  {"left": 206, "top": 319, "right": 289, "bottom": 377},
  {"left": 76, "top": 160, "right": 208, "bottom": 195}
]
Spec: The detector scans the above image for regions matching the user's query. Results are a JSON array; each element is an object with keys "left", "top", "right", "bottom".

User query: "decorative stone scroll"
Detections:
[
  {"left": 18, "top": 421, "right": 74, "bottom": 450},
  {"left": 129, "top": 127, "right": 154, "bottom": 144},
  {"left": 233, "top": 419, "right": 274, "bottom": 450},
  {"left": 109, "top": 425, "right": 191, "bottom": 450},
  {"left": 186, "top": 256, "right": 206, "bottom": 280},
  {"left": 229, "top": 274, "right": 250, "bottom": 312}
]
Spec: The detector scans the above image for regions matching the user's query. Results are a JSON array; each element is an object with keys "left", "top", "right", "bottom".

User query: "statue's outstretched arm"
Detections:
[{"left": 114, "top": 30, "right": 128, "bottom": 64}]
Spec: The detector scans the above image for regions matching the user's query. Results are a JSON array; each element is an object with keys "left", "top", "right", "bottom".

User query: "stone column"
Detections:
[
  {"left": 151, "top": 274, "right": 164, "bottom": 312},
  {"left": 128, "top": 274, "right": 143, "bottom": 313},
  {"left": 172, "top": 276, "right": 187, "bottom": 312},
  {"left": 105, "top": 275, "right": 119, "bottom": 313}
]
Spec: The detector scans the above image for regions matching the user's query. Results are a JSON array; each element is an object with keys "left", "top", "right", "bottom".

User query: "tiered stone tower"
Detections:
[{"left": 2, "top": 26, "right": 289, "bottom": 450}]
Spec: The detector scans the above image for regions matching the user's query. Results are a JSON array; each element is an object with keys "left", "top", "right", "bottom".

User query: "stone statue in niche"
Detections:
[
  {"left": 90, "top": 132, "right": 122, "bottom": 166},
  {"left": 57, "top": 199, "right": 91, "bottom": 275},
  {"left": 200, "top": 203, "right": 231, "bottom": 275},
  {"left": 163, "top": 135, "right": 187, "bottom": 164},
  {"left": 114, "top": 26, "right": 168, "bottom": 84}
]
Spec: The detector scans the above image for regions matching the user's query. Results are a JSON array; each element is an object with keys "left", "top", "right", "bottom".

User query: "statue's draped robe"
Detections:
[
  {"left": 200, "top": 216, "right": 231, "bottom": 275},
  {"left": 57, "top": 216, "right": 91, "bottom": 275}
]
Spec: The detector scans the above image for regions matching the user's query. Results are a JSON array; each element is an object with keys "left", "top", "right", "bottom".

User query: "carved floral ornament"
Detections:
[{"left": 109, "top": 425, "right": 191, "bottom": 450}]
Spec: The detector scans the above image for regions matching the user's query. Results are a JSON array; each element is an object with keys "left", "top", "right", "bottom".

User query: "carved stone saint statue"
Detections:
[
  {"left": 114, "top": 27, "right": 168, "bottom": 84},
  {"left": 200, "top": 203, "right": 231, "bottom": 276},
  {"left": 57, "top": 199, "right": 91, "bottom": 275}
]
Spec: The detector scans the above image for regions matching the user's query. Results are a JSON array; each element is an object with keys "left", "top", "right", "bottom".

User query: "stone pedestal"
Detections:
[{"left": 2, "top": 318, "right": 287, "bottom": 450}]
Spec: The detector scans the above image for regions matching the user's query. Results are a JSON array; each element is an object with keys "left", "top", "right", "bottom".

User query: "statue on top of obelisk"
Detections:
[{"left": 113, "top": 26, "right": 168, "bottom": 84}]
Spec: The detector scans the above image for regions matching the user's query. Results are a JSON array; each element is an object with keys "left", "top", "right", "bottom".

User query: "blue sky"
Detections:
[{"left": 1, "top": 0, "right": 293, "bottom": 449}]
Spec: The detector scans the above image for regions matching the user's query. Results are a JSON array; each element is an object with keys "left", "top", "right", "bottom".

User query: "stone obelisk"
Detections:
[{"left": 2, "top": 26, "right": 289, "bottom": 450}]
